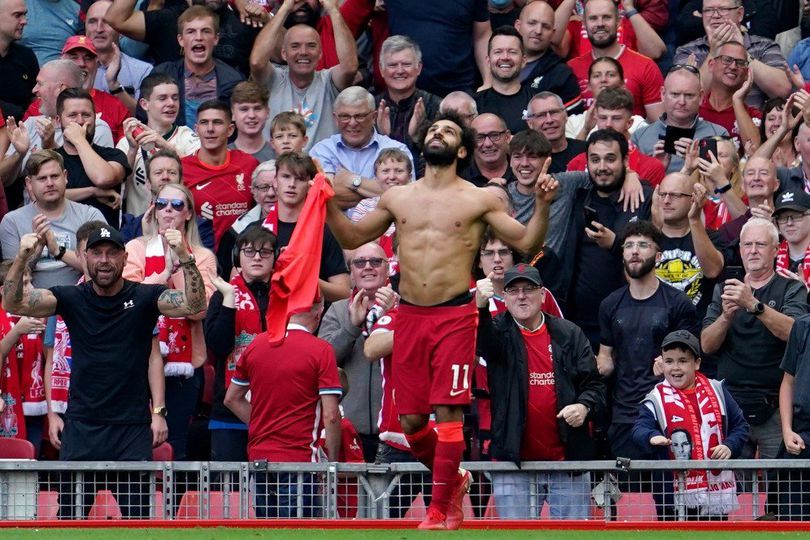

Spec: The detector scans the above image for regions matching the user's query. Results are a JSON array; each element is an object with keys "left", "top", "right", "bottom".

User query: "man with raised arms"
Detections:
[{"left": 325, "top": 112, "right": 558, "bottom": 530}]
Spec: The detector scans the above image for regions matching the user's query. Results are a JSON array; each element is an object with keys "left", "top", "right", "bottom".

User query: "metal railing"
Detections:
[{"left": 0, "top": 459, "right": 809, "bottom": 521}]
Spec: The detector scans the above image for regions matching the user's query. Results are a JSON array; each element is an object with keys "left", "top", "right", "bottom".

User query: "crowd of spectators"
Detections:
[{"left": 2, "top": 0, "right": 810, "bottom": 521}]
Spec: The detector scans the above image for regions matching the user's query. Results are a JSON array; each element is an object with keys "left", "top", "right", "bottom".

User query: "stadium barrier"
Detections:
[{"left": 0, "top": 459, "right": 808, "bottom": 521}]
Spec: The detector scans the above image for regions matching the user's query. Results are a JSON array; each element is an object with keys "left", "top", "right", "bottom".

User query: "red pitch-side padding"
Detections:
[{"left": 1, "top": 520, "right": 810, "bottom": 530}]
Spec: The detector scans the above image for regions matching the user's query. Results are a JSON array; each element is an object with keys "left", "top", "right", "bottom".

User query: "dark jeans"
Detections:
[
  {"left": 165, "top": 369, "right": 203, "bottom": 461},
  {"left": 375, "top": 443, "right": 432, "bottom": 519},
  {"left": 254, "top": 471, "right": 319, "bottom": 518},
  {"left": 210, "top": 428, "right": 248, "bottom": 462},
  {"left": 777, "top": 432, "right": 810, "bottom": 521}
]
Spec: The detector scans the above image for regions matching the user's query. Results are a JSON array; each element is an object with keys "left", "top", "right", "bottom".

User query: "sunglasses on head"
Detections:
[{"left": 155, "top": 198, "right": 186, "bottom": 211}]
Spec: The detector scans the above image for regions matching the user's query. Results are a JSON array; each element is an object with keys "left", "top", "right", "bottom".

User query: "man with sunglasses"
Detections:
[
  {"left": 597, "top": 220, "right": 699, "bottom": 519},
  {"left": 699, "top": 41, "right": 763, "bottom": 151},
  {"left": 674, "top": 0, "right": 790, "bottom": 108},
  {"left": 319, "top": 242, "right": 397, "bottom": 463},
  {"left": 311, "top": 87, "right": 413, "bottom": 211},
  {"left": 476, "top": 263, "right": 604, "bottom": 519}
]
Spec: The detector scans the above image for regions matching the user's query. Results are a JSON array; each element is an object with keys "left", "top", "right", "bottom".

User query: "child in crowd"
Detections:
[
  {"left": 633, "top": 330, "right": 749, "bottom": 519},
  {"left": 0, "top": 261, "right": 46, "bottom": 451},
  {"left": 269, "top": 112, "right": 309, "bottom": 156}
]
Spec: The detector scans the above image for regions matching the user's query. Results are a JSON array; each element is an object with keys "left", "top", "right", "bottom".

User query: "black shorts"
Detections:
[{"left": 60, "top": 417, "right": 151, "bottom": 461}]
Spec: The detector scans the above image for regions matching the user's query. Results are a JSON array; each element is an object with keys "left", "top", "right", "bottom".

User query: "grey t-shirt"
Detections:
[
  {"left": 507, "top": 182, "right": 535, "bottom": 225},
  {"left": 0, "top": 201, "right": 107, "bottom": 288},
  {"left": 545, "top": 171, "right": 590, "bottom": 256},
  {"left": 631, "top": 116, "right": 728, "bottom": 174},
  {"left": 264, "top": 66, "right": 339, "bottom": 152},
  {"left": 228, "top": 141, "right": 275, "bottom": 164}
]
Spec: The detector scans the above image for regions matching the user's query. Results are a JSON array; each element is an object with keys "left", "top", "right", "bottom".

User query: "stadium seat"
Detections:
[
  {"left": 0, "top": 437, "right": 35, "bottom": 459},
  {"left": 615, "top": 492, "right": 658, "bottom": 521},
  {"left": 152, "top": 442, "right": 174, "bottom": 462},
  {"left": 36, "top": 491, "right": 59, "bottom": 520}
]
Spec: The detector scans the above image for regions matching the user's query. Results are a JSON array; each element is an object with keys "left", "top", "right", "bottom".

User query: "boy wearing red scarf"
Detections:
[
  {"left": 633, "top": 330, "right": 749, "bottom": 519},
  {"left": 0, "top": 264, "right": 46, "bottom": 449}
]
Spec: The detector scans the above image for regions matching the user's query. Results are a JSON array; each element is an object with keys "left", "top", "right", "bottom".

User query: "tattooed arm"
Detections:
[
  {"left": 156, "top": 229, "right": 207, "bottom": 317},
  {"left": 1, "top": 233, "right": 58, "bottom": 317}
]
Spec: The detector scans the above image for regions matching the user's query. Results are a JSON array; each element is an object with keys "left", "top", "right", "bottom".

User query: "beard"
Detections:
[
  {"left": 423, "top": 140, "right": 459, "bottom": 167},
  {"left": 588, "top": 28, "right": 618, "bottom": 49},
  {"left": 623, "top": 254, "right": 657, "bottom": 279},
  {"left": 589, "top": 167, "right": 625, "bottom": 194},
  {"left": 89, "top": 262, "right": 124, "bottom": 289},
  {"left": 284, "top": 4, "right": 320, "bottom": 28}
]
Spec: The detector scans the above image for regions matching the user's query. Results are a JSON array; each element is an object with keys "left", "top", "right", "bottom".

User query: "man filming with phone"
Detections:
[
  {"left": 632, "top": 66, "right": 728, "bottom": 173},
  {"left": 701, "top": 217, "right": 808, "bottom": 518}
]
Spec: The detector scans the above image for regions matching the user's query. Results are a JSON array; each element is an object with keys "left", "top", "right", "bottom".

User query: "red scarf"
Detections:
[
  {"left": 146, "top": 236, "right": 194, "bottom": 378},
  {"left": 225, "top": 274, "right": 264, "bottom": 389},
  {"left": 267, "top": 173, "right": 334, "bottom": 344},
  {"left": 261, "top": 203, "right": 279, "bottom": 234},
  {"left": 654, "top": 372, "right": 737, "bottom": 515},
  {"left": 0, "top": 308, "right": 46, "bottom": 439},
  {"left": 776, "top": 240, "right": 810, "bottom": 288}
]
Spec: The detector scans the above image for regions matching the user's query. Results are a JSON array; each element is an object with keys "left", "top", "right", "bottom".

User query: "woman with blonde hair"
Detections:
[{"left": 124, "top": 182, "right": 216, "bottom": 459}]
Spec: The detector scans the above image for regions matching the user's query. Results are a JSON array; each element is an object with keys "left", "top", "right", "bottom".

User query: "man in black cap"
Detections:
[
  {"left": 475, "top": 262, "right": 605, "bottom": 519},
  {"left": 1, "top": 224, "right": 207, "bottom": 518},
  {"left": 773, "top": 189, "right": 810, "bottom": 291}
]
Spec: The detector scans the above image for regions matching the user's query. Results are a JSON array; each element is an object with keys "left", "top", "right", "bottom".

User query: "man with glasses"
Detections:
[
  {"left": 655, "top": 172, "right": 727, "bottom": 335},
  {"left": 702, "top": 217, "right": 807, "bottom": 518},
  {"left": 773, "top": 189, "right": 810, "bottom": 290},
  {"left": 476, "top": 263, "right": 604, "bottom": 519},
  {"left": 632, "top": 66, "right": 728, "bottom": 174},
  {"left": 475, "top": 26, "right": 542, "bottom": 135},
  {"left": 597, "top": 220, "right": 698, "bottom": 519},
  {"left": 311, "top": 86, "right": 413, "bottom": 211},
  {"left": 674, "top": 0, "right": 790, "bottom": 108},
  {"left": 319, "top": 242, "right": 397, "bottom": 463},
  {"left": 466, "top": 113, "right": 515, "bottom": 186},
  {"left": 526, "top": 92, "right": 586, "bottom": 173},
  {"left": 699, "top": 41, "right": 762, "bottom": 150}
]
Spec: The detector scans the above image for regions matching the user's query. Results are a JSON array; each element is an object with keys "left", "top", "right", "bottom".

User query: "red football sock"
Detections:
[
  {"left": 429, "top": 421, "right": 465, "bottom": 515},
  {"left": 405, "top": 423, "right": 437, "bottom": 470}
]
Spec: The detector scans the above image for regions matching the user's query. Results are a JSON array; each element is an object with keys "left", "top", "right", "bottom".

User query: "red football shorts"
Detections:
[{"left": 392, "top": 299, "right": 478, "bottom": 415}]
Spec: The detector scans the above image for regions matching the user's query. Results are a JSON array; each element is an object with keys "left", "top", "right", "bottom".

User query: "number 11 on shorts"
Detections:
[{"left": 450, "top": 364, "right": 469, "bottom": 397}]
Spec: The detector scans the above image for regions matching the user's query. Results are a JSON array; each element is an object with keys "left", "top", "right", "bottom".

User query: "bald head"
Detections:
[
  {"left": 472, "top": 113, "right": 508, "bottom": 133},
  {"left": 44, "top": 59, "right": 83, "bottom": 88},
  {"left": 440, "top": 91, "right": 478, "bottom": 126},
  {"left": 517, "top": 1, "right": 555, "bottom": 56}
]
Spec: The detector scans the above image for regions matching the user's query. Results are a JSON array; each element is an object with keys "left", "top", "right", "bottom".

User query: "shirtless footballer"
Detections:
[{"left": 325, "top": 112, "right": 558, "bottom": 530}]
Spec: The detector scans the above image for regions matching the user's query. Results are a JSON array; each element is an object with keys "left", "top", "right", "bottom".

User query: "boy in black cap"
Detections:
[
  {"left": 773, "top": 189, "right": 810, "bottom": 289},
  {"left": 633, "top": 330, "right": 749, "bottom": 519}
]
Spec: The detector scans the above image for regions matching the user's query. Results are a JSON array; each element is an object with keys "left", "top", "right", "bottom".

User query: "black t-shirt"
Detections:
[
  {"left": 460, "top": 160, "right": 517, "bottom": 187},
  {"left": 599, "top": 282, "right": 699, "bottom": 423},
  {"left": 550, "top": 138, "right": 587, "bottom": 173},
  {"left": 703, "top": 274, "right": 809, "bottom": 399},
  {"left": 144, "top": 3, "right": 260, "bottom": 75},
  {"left": 0, "top": 42, "right": 38, "bottom": 121},
  {"left": 475, "top": 86, "right": 535, "bottom": 135},
  {"left": 657, "top": 231, "right": 723, "bottom": 320},
  {"left": 50, "top": 280, "right": 167, "bottom": 424},
  {"left": 276, "top": 220, "right": 348, "bottom": 280},
  {"left": 57, "top": 145, "right": 131, "bottom": 226}
]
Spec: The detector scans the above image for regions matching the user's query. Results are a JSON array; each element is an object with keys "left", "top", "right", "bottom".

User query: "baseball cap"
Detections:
[
  {"left": 85, "top": 225, "right": 125, "bottom": 250},
  {"left": 774, "top": 189, "right": 810, "bottom": 215},
  {"left": 62, "top": 35, "right": 97, "bottom": 56},
  {"left": 661, "top": 330, "right": 700, "bottom": 357},
  {"left": 503, "top": 263, "right": 543, "bottom": 288}
]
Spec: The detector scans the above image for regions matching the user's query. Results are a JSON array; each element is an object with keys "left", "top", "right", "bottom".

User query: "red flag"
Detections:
[{"left": 266, "top": 173, "right": 335, "bottom": 344}]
